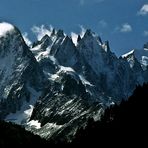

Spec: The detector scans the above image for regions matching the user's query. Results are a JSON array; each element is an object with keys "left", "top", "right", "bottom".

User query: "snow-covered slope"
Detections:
[
  {"left": 27, "top": 28, "right": 148, "bottom": 141},
  {"left": 122, "top": 45, "right": 148, "bottom": 84},
  {"left": 32, "top": 28, "right": 137, "bottom": 102},
  {"left": 122, "top": 43, "right": 148, "bottom": 70},
  {"left": 0, "top": 22, "right": 14, "bottom": 37},
  {"left": 0, "top": 22, "right": 46, "bottom": 123},
  {"left": 1, "top": 22, "right": 148, "bottom": 142},
  {"left": 29, "top": 69, "right": 102, "bottom": 142}
]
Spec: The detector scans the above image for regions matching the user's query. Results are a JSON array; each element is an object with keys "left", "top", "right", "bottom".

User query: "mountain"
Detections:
[
  {"left": 0, "top": 22, "right": 148, "bottom": 142},
  {"left": 32, "top": 28, "right": 138, "bottom": 102},
  {"left": 72, "top": 83, "right": 148, "bottom": 147},
  {"left": 122, "top": 43, "right": 148, "bottom": 70},
  {"left": 0, "top": 120, "right": 49, "bottom": 146},
  {"left": 76, "top": 29, "right": 135, "bottom": 100},
  {"left": 0, "top": 22, "right": 47, "bottom": 124},
  {"left": 122, "top": 44, "right": 148, "bottom": 84},
  {"left": 28, "top": 28, "right": 148, "bottom": 142}
]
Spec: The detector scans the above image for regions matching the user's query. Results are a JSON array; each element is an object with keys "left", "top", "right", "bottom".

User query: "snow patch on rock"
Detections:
[{"left": 0, "top": 22, "right": 14, "bottom": 37}]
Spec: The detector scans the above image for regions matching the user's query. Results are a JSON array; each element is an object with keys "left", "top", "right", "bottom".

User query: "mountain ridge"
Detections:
[{"left": 0, "top": 22, "right": 148, "bottom": 142}]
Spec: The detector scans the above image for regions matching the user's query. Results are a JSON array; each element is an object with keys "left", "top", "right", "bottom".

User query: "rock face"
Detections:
[
  {"left": 0, "top": 22, "right": 46, "bottom": 123},
  {"left": 29, "top": 70, "right": 101, "bottom": 142},
  {"left": 122, "top": 45, "right": 148, "bottom": 84},
  {"left": 122, "top": 44, "right": 148, "bottom": 69},
  {"left": 0, "top": 22, "right": 148, "bottom": 142}
]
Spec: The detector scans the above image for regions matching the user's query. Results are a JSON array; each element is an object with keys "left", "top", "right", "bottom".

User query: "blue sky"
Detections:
[{"left": 0, "top": 0, "right": 148, "bottom": 56}]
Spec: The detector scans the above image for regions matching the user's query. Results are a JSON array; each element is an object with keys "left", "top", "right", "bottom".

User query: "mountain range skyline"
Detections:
[
  {"left": 0, "top": 0, "right": 148, "bottom": 56},
  {"left": 0, "top": 22, "right": 148, "bottom": 142},
  {"left": 0, "top": 1, "right": 148, "bottom": 144}
]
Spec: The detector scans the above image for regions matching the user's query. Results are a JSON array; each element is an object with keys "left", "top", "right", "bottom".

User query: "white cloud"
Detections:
[
  {"left": 80, "top": 25, "right": 86, "bottom": 37},
  {"left": 144, "top": 30, "right": 148, "bottom": 36},
  {"left": 71, "top": 32, "right": 78, "bottom": 46},
  {"left": 22, "top": 32, "right": 32, "bottom": 46},
  {"left": 120, "top": 23, "right": 132, "bottom": 33},
  {"left": 31, "top": 25, "right": 53, "bottom": 40},
  {"left": 98, "top": 20, "right": 107, "bottom": 28},
  {"left": 138, "top": 4, "right": 148, "bottom": 16},
  {"left": 71, "top": 25, "right": 86, "bottom": 45}
]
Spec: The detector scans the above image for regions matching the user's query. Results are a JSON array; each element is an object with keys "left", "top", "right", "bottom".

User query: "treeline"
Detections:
[
  {"left": 72, "top": 83, "right": 148, "bottom": 147},
  {"left": 0, "top": 84, "right": 148, "bottom": 146},
  {"left": 0, "top": 120, "right": 49, "bottom": 146}
]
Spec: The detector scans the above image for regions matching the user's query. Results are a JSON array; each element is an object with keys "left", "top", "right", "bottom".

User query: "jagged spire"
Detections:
[
  {"left": 104, "top": 41, "right": 110, "bottom": 52},
  {"left": 143, "top": 42, "right": 148, "bottom": 49},
  {"left": 33, "top": 34, "right": 52, "bottom": 50},
  {"left": 40, "top": 34, "right": 50, "bottom": 42},
  {"left": 77, "top": 35, "right": 81, "bottom": 42},
  {"left": 63, "top": 36, "right": 75, "bottom": 46},
  {"left": 64, "top": 35, "right": 70, "bottom": 41},
  {"left": 83, "top": 29, "right": 93, "bottom": 38},
  {"left": 57, "top": 29, "right": 64, "bottom": 37},
  {"left": 51, "top": 28, "right": 56, "bottom": 36},
  {"left": 98, "top": 36, "right": 103, "bottom": 45}
]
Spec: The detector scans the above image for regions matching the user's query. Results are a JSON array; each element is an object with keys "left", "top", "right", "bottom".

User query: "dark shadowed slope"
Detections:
[
  {"left": 0, "top": 120, "right": 49, "bottom": 146},
  {"left": 72, "top": 83, "right": 148, "bottom": 147}
]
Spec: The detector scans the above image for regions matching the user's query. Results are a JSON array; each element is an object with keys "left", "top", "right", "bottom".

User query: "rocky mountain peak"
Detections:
[
  {"left": 40, "top": 34, "right": 52, "bottom": 49},
  {"left": 0, "top": 24, "right": 28, "bottom": 57},
  {"left": 51, "top": 28, "right": 56, "bottom": 36},
  {"left": 0, "top": 22, "right": 15, "bottom": 37},
  {"left": 83, "top": 29, "right": 93, "bottom": 39},
  {"left": 103, "top": 41, "right": 110, "bottom": 52},
  {"left": 1, "top": 22, "right": 148, "bottom": 143},
  {"left": 98, "top": 36, "right": 103, "bottom": 45},
  {"left": 54, "top": 36, "right": 78, "bottom": 67},
  {"left": 144, "top": 42, "right": 148, "bottom": 49},
  {"left": 122, "top": 46, "right": 148, "bottom": 70},
  {"left": 0, "top": 22, "right": 46, "bottom": 122},
  {"left": 63, "top": 36, "right": 75, "bottom": 46},
  {"left": 56, "top": 29, "right": 65, "bottom": 38},
  {"left": 77, "top": 35, "right": 81, "bottom": 43}
]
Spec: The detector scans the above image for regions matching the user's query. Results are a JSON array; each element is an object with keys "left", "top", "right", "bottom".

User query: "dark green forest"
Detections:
[
  {"left": 0, "top": 84, "right": 148, "bottom": 146},
  {"left": 0, "top": 120, "right": 49, "bottom": 146},
  {"left": 72, "top": 84, "right": 148, "bottom": 146}
]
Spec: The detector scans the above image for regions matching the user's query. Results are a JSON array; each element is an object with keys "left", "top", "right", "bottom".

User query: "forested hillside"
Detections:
[
  {"left": 72, "top": 84, "right": 148, "bottom": 147},
  {"left": 0, "top": 120, "right": 48, "bottom": 146},
  {"left": 0, "top": 84, "right": 147, "bottom": 146}
]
